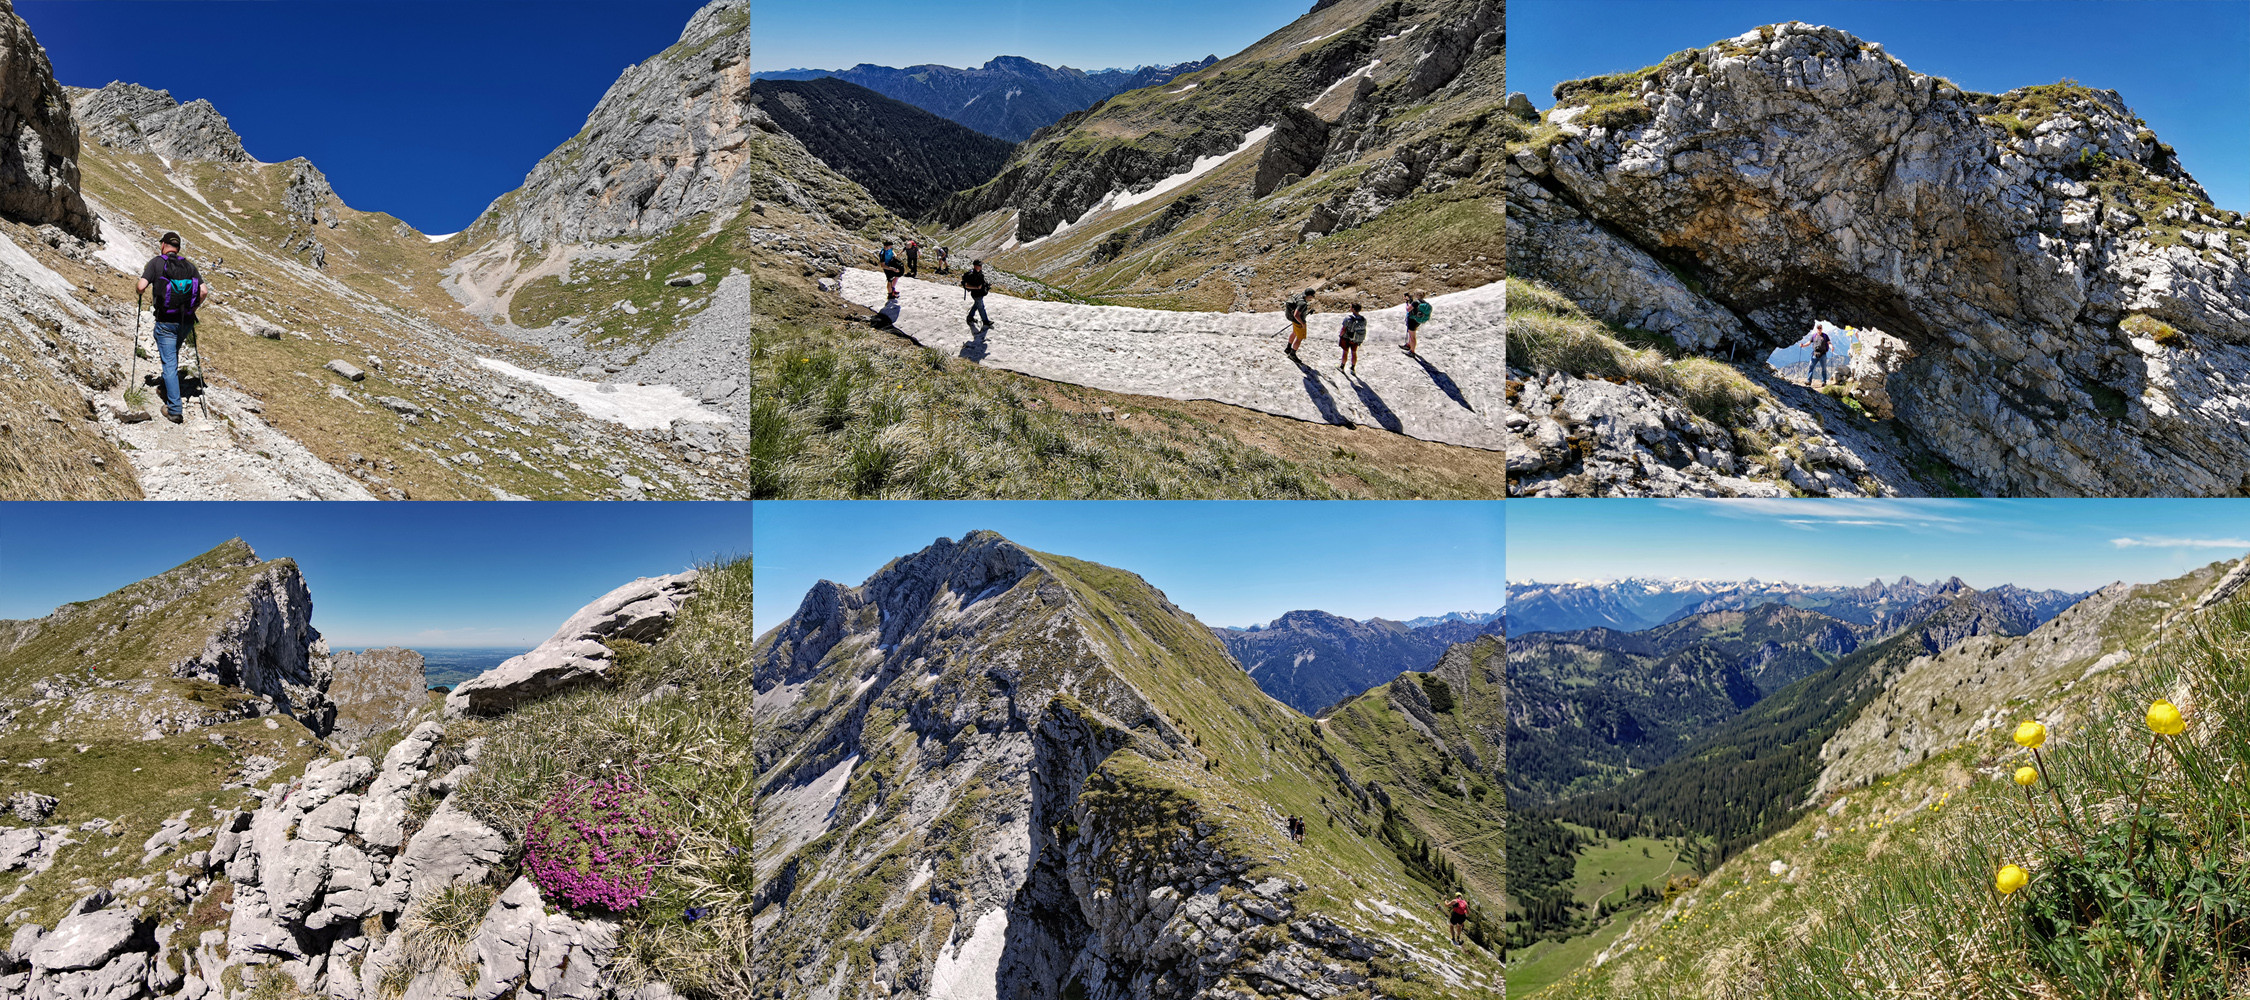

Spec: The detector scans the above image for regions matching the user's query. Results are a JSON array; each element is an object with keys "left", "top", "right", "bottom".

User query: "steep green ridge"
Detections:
[
  {"left": 0, "top": 538, "right": 306, "bottom": 740},
  {"left": 1508, "top": 605, "right": 1864, "bottom": 803},
  {"left": 933, "top": 0, "right": 1506, "bottom": 310},
  {"left": 748, "top": 78, "right": 1016, "bottom": 219},
  {"left": 1322, "top": 635, "right": 1508, "bottom": 944},
  {"left": 752, "top": 533, "right": 1506, "bottom": 999}
]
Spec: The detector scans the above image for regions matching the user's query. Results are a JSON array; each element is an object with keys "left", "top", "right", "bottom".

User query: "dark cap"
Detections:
[{"left": 160, "top": 231, "right": 182, "bottom": 248}]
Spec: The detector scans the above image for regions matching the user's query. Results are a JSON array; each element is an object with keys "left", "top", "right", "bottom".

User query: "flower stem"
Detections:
[
  {"left": 2123, "top": 734, "right": 2163, "bottom": 866},
  {"left": 2031, "top": 747, "right": 2085, "bottom": 852}
]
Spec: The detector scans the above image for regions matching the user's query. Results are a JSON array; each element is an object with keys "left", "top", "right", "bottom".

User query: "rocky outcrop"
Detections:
[
  {"left": 1251, "top": 106, "right": 1331, "bottom": 198},
  {"left": 168, "top": 558, "right": 337, "bottom": 735},
  {"left": 478, "top": 1, "right": 755, "bottom": 245},
  {"left": 0, "top": 0, "right": 92, "bottom": 237},
  {"left": 1509, "top": 22, "right": 2250, "bottom": 496},
  {"left": 67, "top": 82, "right": 253, "bottom": 163},
  {"left": 446, "top": 571, "right": 697, "bottom": 716},
  {"left": 328, "top": 648, "right": 427, "bottom": 749}
]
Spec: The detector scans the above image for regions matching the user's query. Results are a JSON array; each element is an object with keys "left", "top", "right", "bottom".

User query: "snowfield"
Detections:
[
  {"left": 1025, "top": 125, "right": 1276, "bottom": 247},
  {"left": 928, "top": 907, "right": 1009, "bottom": 1000},
  {"left": 841, "top": 268, "right": 1501, "bottom": 450},
  {"left": 475, "top": 358, "right": 731, "bottom": 431}
]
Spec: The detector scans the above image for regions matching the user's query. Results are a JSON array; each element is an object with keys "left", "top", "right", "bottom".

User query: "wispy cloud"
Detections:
[
  {"left": 1661, "top": 499, "right": 1988, "bottom": 533},
  {"left": 2110, "top": 536, "right": 2250, "bottom": 550}
]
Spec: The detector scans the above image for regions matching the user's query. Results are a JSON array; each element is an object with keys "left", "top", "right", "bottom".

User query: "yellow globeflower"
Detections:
[
  {"left": 2014, "top": 766, "right": 2039, "bottom": 786},
  {"left": 2147, "top": 700, "right": 2186, "bottom": 736},
  {"left": 2013, "top": 721, "right": 2047, "bottom": 749},
  {"left": 1996, "top": 864, "right": 2029, "bottom": 894}
]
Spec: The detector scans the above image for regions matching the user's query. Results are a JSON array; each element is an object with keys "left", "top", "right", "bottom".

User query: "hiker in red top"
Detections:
[{"left": 1447, "top": 891, "right": 1469, "bottom": 945}]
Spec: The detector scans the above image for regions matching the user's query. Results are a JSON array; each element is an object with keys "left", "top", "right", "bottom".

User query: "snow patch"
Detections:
[
  {"left": 928, "top": 907, "right": 1009, "bottom": 1000},
  {"left": 95, "top": 219, "right": 147, "bottom": 275},
  {"left": 475, "top": 358, "right": 731, "bottom": 431},
  {"left": 426, "top": 232, "right": 459, "bottom": 243},
  {"left": 1168, "top": 83, "right": 1199, "bottom": 95},
  {"left": 1025, "top": 125, "right": 1276, "bottom": 247},
  {"left": 1304, "top": 59, "right": 1383, "bottom": 110},
  {"left": 1380, "top": 23, "right": 1422, "bottom": 42},
  {"left": 0, "top": 231, "right": 83, "bottom": 301},
  {"left": 1296, "top": 27, "right": 1350, "bottom": 48}
]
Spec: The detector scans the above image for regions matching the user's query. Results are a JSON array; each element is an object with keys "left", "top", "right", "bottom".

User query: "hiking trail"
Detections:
[{"left": 839, "top": 267, "right": 1502, "bottom": 449}]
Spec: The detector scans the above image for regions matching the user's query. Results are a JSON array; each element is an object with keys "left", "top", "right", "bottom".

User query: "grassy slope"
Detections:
[
  {"left": 1508, "top": 830, "right": 1682, "bottom": 996},
  {"left": 1524, "top": 568, "right": 2249, "bottom": 999},
  {"left": 69, "top": 147, "right": 733, "bottom": 499}
]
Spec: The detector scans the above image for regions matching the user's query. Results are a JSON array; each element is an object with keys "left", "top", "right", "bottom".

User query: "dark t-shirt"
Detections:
[
  {"left": 962, "top": 271, "right": 990, "bottom": 298},
  {"left": 142, "top": 254, "right": 202, "bottom": 320}
]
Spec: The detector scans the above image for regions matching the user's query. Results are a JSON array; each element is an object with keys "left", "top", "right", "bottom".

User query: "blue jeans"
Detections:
[
  {"left": 1809, "top": 353, "right": 1828, "bottom": 384},
  {"left": 968, "top": 296, "right": 990, "bottom": 326},
  {"left": 154, "top": 319, "right": 193, "bottom": 416}
]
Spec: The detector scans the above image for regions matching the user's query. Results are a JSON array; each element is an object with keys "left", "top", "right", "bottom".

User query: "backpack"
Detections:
[
  {"left": 1811, "top": 329, "right": 1831, "bottom": 354},
  {"left": 1451, "top": 899, "right": 1468, "bottom": 917},
  {"left": 1412, "top": 301, "right": 1432, "bottom": 324},
  {"left": 1342, "top": 314, "right": 1367, "bottom": 345},
  {"left": 156, "top": 255, "right": 200, "bottom": 320},
  {"left": 963, "top": 271, "right": 988, "bottom": 294}
]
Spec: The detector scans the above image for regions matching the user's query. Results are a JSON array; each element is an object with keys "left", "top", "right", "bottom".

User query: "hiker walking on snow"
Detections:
[
  {"left": 1284, "top": 287, "right": 1315, "bottom": 357},
  {"left": 1798, "top": 320, "right": 1835, "bottom": 387},
  {"left": 878, "top": 240, "right": 905, "bottom": 299},
  {"left": 1339, "top": 303, "right": 1367, "bottom": 374},
  {"left": 1447, "top": 891, "right": 1469, "bottom": 946},
  {"left": 137, "top": 231, "right": 205, "bottom": 424},
  {"left": 905, "top": 239, "right": 921, "bottom": 278},
  {"left": 1403, "top": 291, "right": 1431, "bottom": 355},
  {"left": 962, "top": 260, "right": 992, "bottom": 328}
]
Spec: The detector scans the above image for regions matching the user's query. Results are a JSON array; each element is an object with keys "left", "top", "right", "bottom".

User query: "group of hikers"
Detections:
[
  {"left": 1281, "top": 814, "right": 1475, "bottom": 948},
  {"left": 1284, "top": 286, "right": 1431, "bottom": 375},
  {"left": 873, "top": 240, "right": 1439, "bottom": 369}
]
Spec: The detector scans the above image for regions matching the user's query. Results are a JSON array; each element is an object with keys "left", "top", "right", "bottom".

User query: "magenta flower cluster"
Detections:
[{"left": 523, "top": 770, "right": 679, "bottom": 912}]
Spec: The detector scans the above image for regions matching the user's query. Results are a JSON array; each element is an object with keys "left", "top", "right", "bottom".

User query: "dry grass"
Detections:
[{"left": 1506, "top": 278, "right": 1765, "bottom": 425}]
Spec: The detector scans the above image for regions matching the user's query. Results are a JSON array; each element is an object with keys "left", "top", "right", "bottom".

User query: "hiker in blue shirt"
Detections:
[
  {"left": 1798, "top": 321, "right": 1836, "bottom": 386},
  {"left": 877, "top": 240, "right": 904, "bottom": 299},
  {"left": 136, "top": 232, "right": 205, "bottom": 424}
]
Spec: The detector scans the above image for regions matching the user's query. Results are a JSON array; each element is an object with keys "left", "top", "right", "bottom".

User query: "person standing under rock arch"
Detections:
[{"left": 1798, "top": 320, "right": 1835, "bottom": 387}]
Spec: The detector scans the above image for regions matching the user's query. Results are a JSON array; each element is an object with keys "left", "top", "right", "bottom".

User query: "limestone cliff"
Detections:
[
  {"left": 68, "top": 83, "right": 253, "bottom": 164},
  {"left": 0, "top": 0, "right": 91, "bottom": 237},
  {"left": 753, "top": 532, "right": 1506, "bottom": 999},
  {"left": 326, "top": 648, "right": 426, "bottom": 750},
  {"left": 1508, "top": 22, "right": 2250, "bottom": 496}
]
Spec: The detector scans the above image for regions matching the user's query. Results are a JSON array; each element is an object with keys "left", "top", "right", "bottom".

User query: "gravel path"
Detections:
[{"left": 840, "top": 268, "right": 1502, "bottom": 449}]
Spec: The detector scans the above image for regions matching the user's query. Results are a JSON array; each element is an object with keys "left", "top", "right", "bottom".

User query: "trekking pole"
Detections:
[
  {"left": 129, "top": 289, "right": 142, "bottom": 404},
  {"left": 190, "top": 322, "right": 214, "bottom": 419}
]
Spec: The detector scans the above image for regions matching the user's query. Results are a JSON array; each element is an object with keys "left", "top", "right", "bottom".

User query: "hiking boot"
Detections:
[{"left": 164, "top": 410, "right": 183, "bottom": 424}]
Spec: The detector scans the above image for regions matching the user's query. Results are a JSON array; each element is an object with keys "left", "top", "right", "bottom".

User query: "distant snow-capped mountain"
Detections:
[{"left": 1508, "top": 577, "right": 2087, "bottom": 635}]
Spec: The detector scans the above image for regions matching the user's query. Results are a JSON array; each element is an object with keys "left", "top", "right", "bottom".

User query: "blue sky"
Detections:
[
  {"left": 752, "top": 502, "right": 1503, "bottom": 635},
  {"left": 1509, "top": 500, "right": 2250, "bottom": 593},
  {"left": 0, "top": 503, "right": 749, "bottom": 647},
  {"left": 752, "top": 0, "right": 1311, "bottom": 74},
  {"left": 1512, "top": 0, "right": 2250, "bottom": 212},
  {"left": 19, "top": 1, "right": 707, "bottom": 234}
]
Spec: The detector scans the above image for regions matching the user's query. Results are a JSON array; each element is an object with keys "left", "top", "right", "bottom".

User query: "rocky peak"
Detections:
[
  {"left": 0, "top": 0, "right": 92, "bottom": 237},
  {"left": 68, "top": 81, "right": 253, "bottom": 163},
  {"left": 1510, "top": 20, "right": 2250, "bottom": 496},
  {"left": 475, "top": 0, "right": 753, "bottom": 246}
]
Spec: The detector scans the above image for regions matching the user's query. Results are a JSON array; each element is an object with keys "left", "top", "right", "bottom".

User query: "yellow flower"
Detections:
[
  {"left": 2013, "top": 720, "right": 2047, "bottom": 749},
  {"left": 2014, "top": 766, "right": 2039, "bottom": 786},
  {"left": 2147, "top": 700, "right": 2185, "bottom": 736},
  {"left": 1996, "top": 864, "right": 2028, "bottom": 894}
]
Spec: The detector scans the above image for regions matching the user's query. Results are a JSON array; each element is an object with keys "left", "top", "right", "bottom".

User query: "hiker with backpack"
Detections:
[
  {"left": 962, "top": 260, "right": 992, "bottom": 328},
  {"left": 1403, "top": 292, "right": 1432, "bottom": 355},
  {"left": 1283, "top": 287, "right": 1315, "bottom": 358},
  {"left": 1797, "top": 321, "right": 1838, "bottom": 386},
  {"left": 935, "top": 245, "right": 951, "bottom": 275},
  {"left": 136, "top": 231, "right": 205, "bottom": 424},
  {"left": 877, "top": 240, "right": 905, "bottom": 299},
  {"left": 1338, "top": 303, "right": 1368, "bottom": 374},
  {"left": 1447, "top": 891, "right": 1469, "bottom": 946},
  {"left": 904, "top": 239, "right": 921, "bottom": 278}
]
